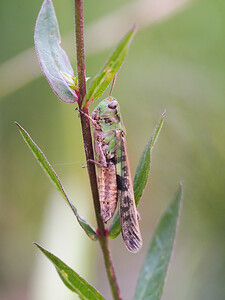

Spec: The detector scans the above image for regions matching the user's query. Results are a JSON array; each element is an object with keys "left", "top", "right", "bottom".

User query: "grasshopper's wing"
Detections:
[{"left": 116, "top": 132, "right": 142, "bottom": 253}]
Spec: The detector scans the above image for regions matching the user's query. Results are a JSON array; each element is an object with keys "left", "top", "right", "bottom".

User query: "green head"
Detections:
[{"left": 92, "top": 97, "right": 126, "bottom": 133}]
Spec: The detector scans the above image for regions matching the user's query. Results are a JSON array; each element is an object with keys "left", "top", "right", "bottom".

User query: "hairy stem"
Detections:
[{"left": 74, "top": 1, "right": 121, "bottom": 299}]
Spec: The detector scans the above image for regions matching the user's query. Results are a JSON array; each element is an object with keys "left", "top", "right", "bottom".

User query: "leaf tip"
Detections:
[
  {"left": 43, "top": 0, "right": 52, "bottom": 6},
  {"left": 173, "top": 181, "right": 184, "bottom": 217},
  {"left": 33, "top": 242, "right": 43, "bottom": 252},
  {"left": 14, "top": 121, "right": 23, "bottom": 132},
  {"left": 132, "top": 23, "right": 138, "bottom": 33},
  {"left": 33, "top": 242, "right": 45, "bottom": 253},
  {"left": 178, "top": 181, "right": 184, "bottom": 197}
]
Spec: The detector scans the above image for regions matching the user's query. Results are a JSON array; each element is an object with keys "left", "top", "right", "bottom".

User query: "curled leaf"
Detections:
[{"left": 35, "top": 0, "right": 77, "bottom": 102}]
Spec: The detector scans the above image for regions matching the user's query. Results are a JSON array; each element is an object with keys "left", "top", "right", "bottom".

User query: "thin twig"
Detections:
[{"left": 74, "top": 1, "right": 122, "bottom": 299}]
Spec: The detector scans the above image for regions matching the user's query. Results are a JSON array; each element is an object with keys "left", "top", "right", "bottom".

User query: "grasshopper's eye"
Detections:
[{"left": 108, "top": 101, "right": 118, "bottom": 109}]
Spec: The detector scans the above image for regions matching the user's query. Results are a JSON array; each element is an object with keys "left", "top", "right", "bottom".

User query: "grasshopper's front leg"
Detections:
[
  {"left": 76, "top": 107, "right": 100, "bottom": 130},
  {"left": 82, "top": 159, "right": 103, "bottom": 168}
]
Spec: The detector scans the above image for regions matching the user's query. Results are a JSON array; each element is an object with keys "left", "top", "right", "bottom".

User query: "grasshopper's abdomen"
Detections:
[
  {"left": 98, "top": 161, "right": 117, "bottom": 223},
  {"left": 93, "top": 129, "right": 118, "bottom": 223}
]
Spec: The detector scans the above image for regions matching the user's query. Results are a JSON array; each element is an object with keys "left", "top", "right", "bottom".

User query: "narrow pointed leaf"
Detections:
[
  {"left": 133, "top": 110, "right": 166, "bottom": 205},
  {"left": 82, "top": 26, "right": 136, "bottom": 107},
  {"left": 109, "top": 111, "right": 165, "bottom": 239},
  {"left": 35, "top": 0, "right": 77, "bottom": 103},
  {"left": 134, "top": 183, "right": 183, "bottom": 300},
  {"left": 15, "top": 122, "right": 97, "bottom": 241},
  {"left": 34, "top": 243, "right": 105, "bottom": 299}
]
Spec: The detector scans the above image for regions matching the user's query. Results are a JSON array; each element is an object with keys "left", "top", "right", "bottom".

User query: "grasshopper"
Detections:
[{"left": 81, "top": 97, "right": 142, "bottom": 253}]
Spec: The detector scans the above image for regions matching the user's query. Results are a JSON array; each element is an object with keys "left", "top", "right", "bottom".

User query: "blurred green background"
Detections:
[{"left": 1, "top": 0, "right": 225, "bottom": 299}]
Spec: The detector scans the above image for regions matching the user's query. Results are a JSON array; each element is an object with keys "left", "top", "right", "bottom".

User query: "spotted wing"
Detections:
[{"left": 116, "top": 132, "right": 142, "bottom": 253}]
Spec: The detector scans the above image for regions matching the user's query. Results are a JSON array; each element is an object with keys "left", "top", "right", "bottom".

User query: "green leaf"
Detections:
[
  {"left": 35, "top": 0, "right": 77, "bottom": 103},
  {"left": 108, "top": 213, "right": 120, "bottom": 239},
  {"left": 133, "top": 183, "right": 183, "bottom": 300},
  {"left": 34, "top": 243, "right": 105, "bottom": 300},
  {"left": 15, "top": 122, "right": 97, "bottom": 241},
  {"left": 109, "top": 111, "right": 165, "bottom": 239},
  {"left": 82, "top": 26, "right": 136, "bottom": 107}
]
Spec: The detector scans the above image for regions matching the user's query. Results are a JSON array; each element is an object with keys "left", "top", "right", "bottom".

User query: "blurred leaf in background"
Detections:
[{"left": 0, "top": 0, "right": 225, "bottom": 299}]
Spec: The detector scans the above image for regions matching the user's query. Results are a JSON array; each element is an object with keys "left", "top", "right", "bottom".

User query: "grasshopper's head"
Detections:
[{"left": 92, "top": 97, "right": 126, "bottom": 133}]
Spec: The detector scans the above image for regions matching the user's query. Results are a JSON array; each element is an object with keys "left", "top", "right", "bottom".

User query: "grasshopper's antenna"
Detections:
[{"left": 109, "top": 74, "right": 117, "bottom": 100}]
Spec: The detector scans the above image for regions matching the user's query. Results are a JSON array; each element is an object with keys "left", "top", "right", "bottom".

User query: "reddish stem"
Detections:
[{"left": 74, "top": 1, "right": 122, "bottom": 299}]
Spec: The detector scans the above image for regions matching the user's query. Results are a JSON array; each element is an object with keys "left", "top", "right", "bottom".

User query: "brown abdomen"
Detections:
[{"left": 97, "top": 161, "right": 118, "bottom": 223}]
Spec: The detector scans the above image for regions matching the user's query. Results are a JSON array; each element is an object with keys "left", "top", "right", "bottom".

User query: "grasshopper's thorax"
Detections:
[{"left": 92, "top": 97, "right": 126, "bottom": 134}]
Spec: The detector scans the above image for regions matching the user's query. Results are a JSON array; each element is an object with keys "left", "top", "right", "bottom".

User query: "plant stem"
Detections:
[
  {"left": 74, "top": 1, "right": 122, "bottom": 299},
  {"left": 75, "top": 0, "right": 103, "bottom": 235},
  {"left": 99, "top": 236, "right": 122, "bottom": 300}
]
